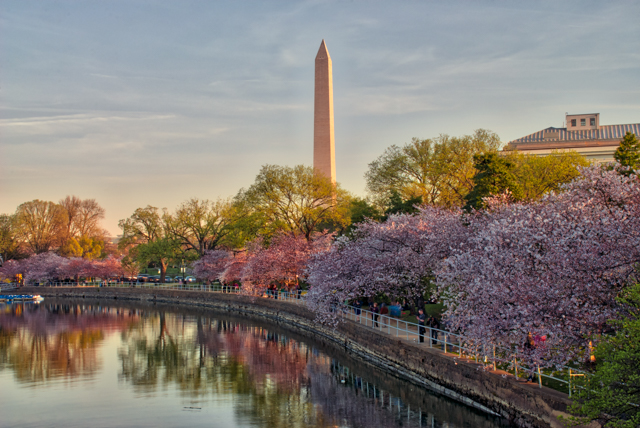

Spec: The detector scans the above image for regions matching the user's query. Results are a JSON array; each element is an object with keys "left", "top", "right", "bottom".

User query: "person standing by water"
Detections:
[
  {"left": 371, "top": 302, "right": 380, "bottom": 328},
  {"left": 389, "top": 301, "right": 402, "bottom": 318},
  {"left": 353, "top": 299, "right": 362, "bottom": 318},
  {"left": 379, "top": 303, "right": 389, "bottom": 326},
  {"left": 427, "top": 315, "right": 440, "bottom": 345},
  {"left": 416, "top": 309, "right": 426, "bottom": 343},
  {"left": 524, "top": 332, "right": 536, "bottom": 381}
]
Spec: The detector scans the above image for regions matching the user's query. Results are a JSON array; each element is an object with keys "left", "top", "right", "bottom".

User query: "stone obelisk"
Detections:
[{"left": 314, "top": 40, "right": 336, "bottom": 183}]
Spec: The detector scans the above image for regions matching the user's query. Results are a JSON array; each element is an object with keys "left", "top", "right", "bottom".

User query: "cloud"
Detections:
[
  {"left": 89, "top": 73, "right": 118, "bottom": 79},
  {"left": 0, "top": 113, "right": 176, "bottom": 138}
]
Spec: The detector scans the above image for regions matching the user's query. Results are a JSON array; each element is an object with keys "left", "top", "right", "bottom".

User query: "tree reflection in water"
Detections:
[
  {"left": 119, "top": 311, "right": 507, "bottom": 428},
  {"left": 2, "top": 303, "right": 506, "bottom": 428},
  {"left": 0, "top": 302, "right": 139, "bottom": 384}
]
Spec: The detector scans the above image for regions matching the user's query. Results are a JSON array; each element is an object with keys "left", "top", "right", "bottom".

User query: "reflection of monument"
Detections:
[{"left": 314, "top": 40, "right": 336, "bottom": 183}]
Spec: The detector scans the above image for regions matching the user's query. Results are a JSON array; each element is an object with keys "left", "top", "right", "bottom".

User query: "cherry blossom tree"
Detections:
[
  {"left": 0, "top": 253, "right": 126, "bottom": 285},
  {"left": 91, "top": 255, "right": 124, "bottom": 281},
  {"left": 0, "top": 259, "right": 25, "bottom": 283},
  {"left": 241, "top": 232, "right": 333, "bottom": 295},
  {"left": 20, "top": 252, "right": 68, "bottom": 284},
  {"left": 191, "top": 250, "right": 232, "bottom": 282},
  {"left": 306, "top": 206, "right": 466, "bottom": 324},
  {"left": 438, "top": 164, "right": 640, "bottom": 368},
  {"left": 59, "top": 257, "right": 95, "bottom": 283},
  {"left": 220, "top": 251, "right": 248, "bottom": 286}
]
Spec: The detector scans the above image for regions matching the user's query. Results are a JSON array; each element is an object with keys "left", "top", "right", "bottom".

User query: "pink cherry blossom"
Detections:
[
  {"left": 92, "top": 255, "right": 124, "bottom": 280},
  {"left": 438, "top": 165, "right": 640, "bottom": 368},
  {"left": 20, "top": 252, "right": 68, "bottom": 284},
  {"left": 0, "top": 259, "right": 25, "bottom": 283},
  {"left": 242, "top": 232, "right": 333, "bottom": 295},
  {"left": 192, "top": 250, "right": 232, "bottom": 281},
  {"left": 306, "top": 206, "right": 466, "bottom": 324},
  {"left": 220, "top": 251, "right": 248, "bottom": 285},
  {"left": 59, "top": 257, "right": 95, "bottom": 282}
]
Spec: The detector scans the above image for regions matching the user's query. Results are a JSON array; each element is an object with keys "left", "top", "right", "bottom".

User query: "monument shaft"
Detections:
[{"left": 314, "top": 40, "right": 336, "bottom": 183}]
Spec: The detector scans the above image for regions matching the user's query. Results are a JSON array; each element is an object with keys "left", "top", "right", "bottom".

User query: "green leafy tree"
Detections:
[
  {"left": 340, "top": 197, "right": 381, "bottom": 237},
  {"left": 383, "top": 191, "right": 422, "bottom": 218},
  {"left": 120, "top": 255, "right": 142, "bottom": 279},
  {"left": 506, "top": 150, "right": 590, "bottom": 201},
  {"left": 614, "top": 132, "right": 640, "bottom": 176},
  {"left": 164, "top": 198, "right": 239, "bottom": 257},
  {"left": 119, "top": 206, "right": 176, "bottom": 282},
  {"left": 463, "top": 152, "right": 521, "bottom": 211},
  {"left": 237, "top": 164, "right": 351, "bottom": 241},
  {"left": 221, "top": 204, "right": 267, "bottom": 251},
  {"left": 133, "top": 238, "right": 181, "bottom": 281},
  {"left": 365, "top": 129, "right": 502, "bottom": 209},
  {"left": 567, "top": 283, "right": 640, "bottom": 428},
  {"left": 60, "top": 235, "right": 105, "bottom": 260}
]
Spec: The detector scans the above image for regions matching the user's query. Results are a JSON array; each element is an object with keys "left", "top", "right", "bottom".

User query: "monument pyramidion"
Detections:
[{"left": 314, "top": 40, "right": 336, "bottom": 184}]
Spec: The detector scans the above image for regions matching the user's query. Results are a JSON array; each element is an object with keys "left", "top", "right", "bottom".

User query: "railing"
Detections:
[
  {"left": 4, "top": 281, "right": 306, "bottom": 303},
  {"left": 4, "top": 280, "right": 588, "bottom": 394},
  {"left": 338, "top": 303, "right": 589, "bottom": 394},
  {"left": 0, "top": 283, "right": 19, "bottom": 292}
]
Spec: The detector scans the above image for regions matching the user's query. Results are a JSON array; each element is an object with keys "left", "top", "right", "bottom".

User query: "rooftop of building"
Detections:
[{"left": 507, "top": 114, "right": 640, "bottom": 150}]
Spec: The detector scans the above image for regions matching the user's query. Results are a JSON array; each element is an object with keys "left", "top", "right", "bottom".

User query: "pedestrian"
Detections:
[
  {"left": 524, "top": 332, "right": 535, "bottom": 350},
  {"left": 389, "top": 301, "right": 401, "bottom": 318},
  {"left": 354, "top": 299, "right": 362, "bottom": 317},
  {"left": 427, "top": 315, "right": 440, "bottom": 345},
  {"left": 371, "top": 302, "right": 380, "bottom": 328},
  {"left": 380, "top": 303, "right": 389, "bottom": 326},
  {"left": 416, "top": 309, "right": 426, "bottom": 343}
]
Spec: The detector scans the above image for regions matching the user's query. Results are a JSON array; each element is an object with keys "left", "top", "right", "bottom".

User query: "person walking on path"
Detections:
[
  {"left": 416, "top": 309, "right": 426, "bottom": 343},
  {"left": 371, "top": 302, "right": 380, "bottom": 328},
  {"left": 427, "top": 315, "right": 440, "bottom": 345}
]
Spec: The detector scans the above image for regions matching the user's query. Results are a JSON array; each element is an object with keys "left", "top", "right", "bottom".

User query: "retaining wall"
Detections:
[{"left": 11, "top": 286, "right": 579, "bottom": 428}]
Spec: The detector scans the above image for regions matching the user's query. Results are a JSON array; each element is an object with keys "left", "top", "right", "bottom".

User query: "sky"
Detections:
[{"left": 2, "top": 0, "right": 639, "bottom": 236}]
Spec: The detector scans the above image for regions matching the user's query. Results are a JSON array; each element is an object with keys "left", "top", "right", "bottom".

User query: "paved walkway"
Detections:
[{"left": 343, "top": 311, "right": 546, "bottom": 390}]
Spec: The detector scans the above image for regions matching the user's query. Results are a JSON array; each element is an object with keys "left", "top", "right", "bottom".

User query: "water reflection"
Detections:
[
  {"left": 0, "top": 302, "right": 137, "bottom": 384},
  {"left": 0, "top": 301, "right": 508, "bottom": 428}
]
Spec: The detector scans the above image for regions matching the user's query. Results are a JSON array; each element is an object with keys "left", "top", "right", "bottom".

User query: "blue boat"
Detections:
[{"left": 0, "top": 294, "right": 43, "bottom": 302}]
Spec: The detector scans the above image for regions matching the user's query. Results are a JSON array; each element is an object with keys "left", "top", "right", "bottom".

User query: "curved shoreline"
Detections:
[{"left": 11, "top": 286, "right": 573, "bottom": 428}]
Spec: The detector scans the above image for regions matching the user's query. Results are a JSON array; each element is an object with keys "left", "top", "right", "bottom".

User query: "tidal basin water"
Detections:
[{"left": 0, "top": 300, "right": 509, "bottom": 428}]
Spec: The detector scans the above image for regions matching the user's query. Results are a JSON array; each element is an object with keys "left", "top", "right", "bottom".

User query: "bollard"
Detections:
[
  {"left": 493, "top": 346, "right": 496, "bottom": 371},
  {"left": 537, "top": 366, "right": 542, "bottom": 388}
]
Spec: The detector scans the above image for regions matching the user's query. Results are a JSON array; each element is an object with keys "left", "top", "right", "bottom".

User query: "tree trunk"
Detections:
[
  {"left": 160, "top": 260, "right": 168, "bottom": 283},
  {"left": 413, "top": 295, "right": 425, "bottom": 316}
]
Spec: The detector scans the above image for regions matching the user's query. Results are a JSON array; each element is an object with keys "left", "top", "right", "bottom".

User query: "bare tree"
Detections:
[{"left": 59, "top": 196, "right": 106, "bottom": 239}]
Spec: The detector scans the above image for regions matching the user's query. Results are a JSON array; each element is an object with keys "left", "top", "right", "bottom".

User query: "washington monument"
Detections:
[{"left": 314, "top": 40, "right": 336, "bottom": 183}]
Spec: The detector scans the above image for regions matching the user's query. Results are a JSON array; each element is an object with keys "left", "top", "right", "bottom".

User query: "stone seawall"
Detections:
[{"left": 14, "top": 287, "right": 575, "bottom": 428}]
